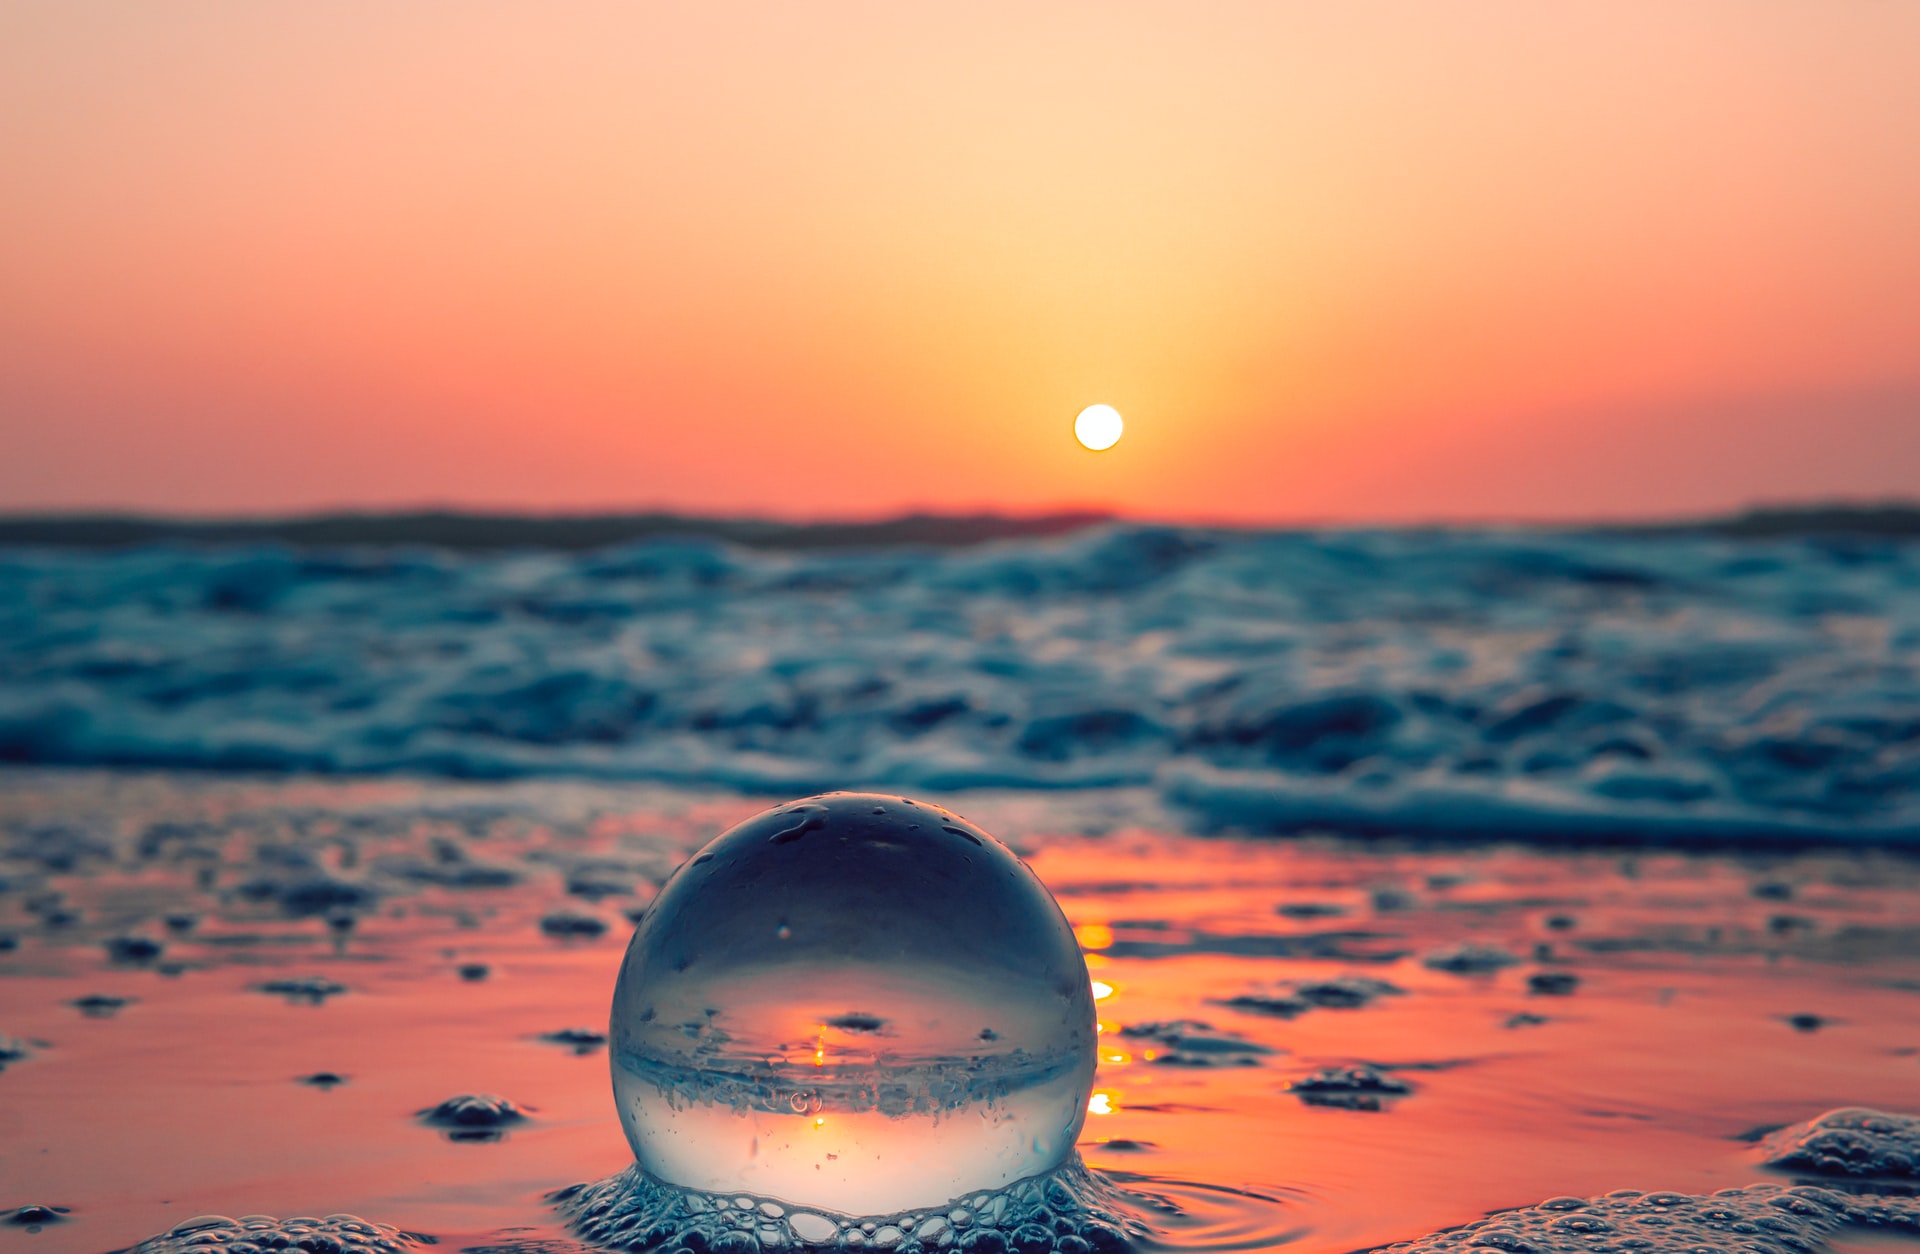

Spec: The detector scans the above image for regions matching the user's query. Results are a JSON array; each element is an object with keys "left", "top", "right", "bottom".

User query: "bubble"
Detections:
[
  {"left": 1369, "top": 1182, "right": 1920, "bottom": 1254},
  {"left": 1423, "top": 944, "right": 1522, "bottom": 974},
  {"left": 106, "top": 935, "right": 164, "bottom": 963},
  {"left": 0, "top": 1035, "right": 31, "bottom": 1068},
  {"left": 257, "top": 975, "right": 348, "bottom": 1005},
  {"left": 70, "top": 993, "right": 134, "bottom": 1017},
  {"left": 558, "top": 1160, "right": 1148, "bottom": 1254},
  {"left": 609, "top": 793, "right": 1097, "bottom": 1217},
  {"left": 1286, "top": 1065, "right": 1413, "bottom": 1111},
  {"left": 1116, "top": 1021, "right": 1272, "bottom": 1068},
  {"left": 5, "top": 1205, "right": 67, "bottom": 1229},
  {"left": 1761, "top": 1107, "right": 1920, "bottom": 1181},
  {"left": 542, "top": 1026, "right": 610, "bottom": 1054},
  {"left": 543, "top": 910, "right": 611, "bottom": 939},
  {"left": 127, "top": 1213, "right": 418, "bottom": 1254},
  {"left": 416, "top": 1093, "right": 532, "bottom": 1142}
]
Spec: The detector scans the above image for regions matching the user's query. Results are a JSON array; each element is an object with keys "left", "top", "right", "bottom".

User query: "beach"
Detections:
[
  {"left": 3, "top": 526, "right": 1918, "bottom": 1252},
  {"left": 9, "top": 3, "right": 1920, "bottom": 1248}
]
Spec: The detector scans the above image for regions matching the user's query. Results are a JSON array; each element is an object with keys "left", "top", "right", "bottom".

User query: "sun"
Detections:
[{"left": 1074, "top": 404, "right": 1124, "bottom": 451}]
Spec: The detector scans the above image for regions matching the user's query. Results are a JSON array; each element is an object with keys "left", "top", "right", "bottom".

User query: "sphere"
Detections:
[{"left": 610, "top": 793, "right": 1097, "bottom": 1216}]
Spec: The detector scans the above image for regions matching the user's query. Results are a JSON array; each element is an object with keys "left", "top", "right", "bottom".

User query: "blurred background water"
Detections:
[{"left": 3, "top": 523, "right": 1916, "bottom": 844}]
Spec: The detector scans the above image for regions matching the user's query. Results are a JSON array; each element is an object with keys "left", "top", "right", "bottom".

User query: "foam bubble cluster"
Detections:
[
  {"left": 1760, "top": 1107, "right": 1920, "bottom": 1182},
  {"left": 1368, "top": 1107, "right": 1920, "bottom": 1254},
  {"left": 1369, "top": 1184, "right": 1920, "bottom": 1254},
  {"left": 128, "top": 1213, "right": 417, "bottom": 1254},
  {"left": 556, "top": 1158, "right": 1142, "bottom": 1254},
  {"left": 122, "top": 1107, "right": 1920, "bottom": 1254}
]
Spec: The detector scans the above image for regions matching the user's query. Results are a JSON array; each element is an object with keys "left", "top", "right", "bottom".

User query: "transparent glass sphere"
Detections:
[{"left": 610, "top": 793, "right": 1097, "bottom": 1217}]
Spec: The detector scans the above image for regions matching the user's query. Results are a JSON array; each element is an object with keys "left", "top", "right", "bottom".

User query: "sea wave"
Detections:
[{"left": 2, "top": 524, "right": 1916, "bottom": 844}]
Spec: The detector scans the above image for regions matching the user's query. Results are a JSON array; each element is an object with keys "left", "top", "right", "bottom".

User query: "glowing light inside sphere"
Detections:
[
  {"left": 609, "top": 793, "right": 1098, "bottom": 1216},
  {"left": 1074, "top": 404, "right": 1124, "bottom": 451}
]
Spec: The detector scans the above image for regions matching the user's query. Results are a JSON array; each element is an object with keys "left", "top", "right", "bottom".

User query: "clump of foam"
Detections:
[
  {"left": 1286, "top": 1065, "right": 1413, "bottom": 1111},
  {"left": 6, "top": 1205, "right": 68, "bottom": 1229},
  {"left": 1369, "top": 1183, "right": 1920, "bottom": 1254},
  {"left": 1761, "top": 1107, "right": 1920, "bottom": 1182},
  {"left": 106, "top": 934, "right": 165, "bottom": 962},
  {"left": 556, "top": 1158, "right": 1142, "bottom": 1254},
  {"left": 541, "top": 910, "right": 610, "bottom": 939},
  {"left": 541, "top": 1026, "right": 609, "bottom": 1054},
  {"left": 0, "top": 1034, "right": 32, "bottom": 1072},
  {"left": 1424, "top": 945, "right": 1523, "bottom": 974},
  {"left": 257, "top": 975, "right": 348, "bottom": 1004},
  {"left": 416, "top": 1093, "right": 532, "bottom": 1142},
  {"left": 1116, "top": 1021, "right": 1272, "bottom": 1067},
  {"left": 1218, "top": 976, "right": 1403, "bottom": 1019},
  {"left": 71, "top": 993, "right": 133, "bottom": 1016},
  {"left": 128, "top": 1213, "right": 418, "bottom": 1254}
]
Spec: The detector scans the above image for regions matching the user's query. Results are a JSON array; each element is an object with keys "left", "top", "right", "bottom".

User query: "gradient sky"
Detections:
[{"left": 3, "top": 3, "right": 1917, "bottom": 522}]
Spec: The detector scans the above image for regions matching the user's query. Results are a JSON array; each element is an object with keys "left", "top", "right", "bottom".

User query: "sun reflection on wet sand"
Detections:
[{"left": 1, "top": 776, "right": 1918, "bottom": 1254}]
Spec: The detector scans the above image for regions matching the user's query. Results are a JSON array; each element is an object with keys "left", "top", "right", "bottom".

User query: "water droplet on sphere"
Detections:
[{"left": 611, "top": 792, "right": 1097, "bottom": 1216}]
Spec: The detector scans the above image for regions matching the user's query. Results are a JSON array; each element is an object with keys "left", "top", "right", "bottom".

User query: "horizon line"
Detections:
[{"left": 0, "top": 498, "right": 1916, "bottom": 552}]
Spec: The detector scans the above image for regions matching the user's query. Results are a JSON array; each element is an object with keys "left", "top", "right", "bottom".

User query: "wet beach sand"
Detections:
[{"left": 3, "top": 772, "right": 1918, "bottom": 1254}]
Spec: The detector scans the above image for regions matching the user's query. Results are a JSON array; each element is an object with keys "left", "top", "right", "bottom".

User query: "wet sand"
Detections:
[{"left": 2, "top": 771, "right": 1918, "bottom": 1254}]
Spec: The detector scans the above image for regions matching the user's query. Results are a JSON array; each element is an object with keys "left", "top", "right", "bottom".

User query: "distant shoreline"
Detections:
[
  {"left": 0, "top": 502, "right": 1913, "bottom": 551},
  {"left": 0, "top": 510, "right": 1115, "bottom": 552}
]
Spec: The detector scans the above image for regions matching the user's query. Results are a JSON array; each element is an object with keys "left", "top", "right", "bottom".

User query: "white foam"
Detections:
[{"left": 4, "top": 526, "right": 1917, "bottom": 844}]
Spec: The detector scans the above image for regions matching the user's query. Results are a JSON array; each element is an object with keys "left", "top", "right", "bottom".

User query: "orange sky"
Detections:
[{"left": 2, "top": 3, "right": 1917, "bottom": 522}]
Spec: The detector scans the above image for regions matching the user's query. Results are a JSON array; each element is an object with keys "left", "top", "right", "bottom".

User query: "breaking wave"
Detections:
[{"left": 3, "top": 525, "right": 1916, "bottom": 844}]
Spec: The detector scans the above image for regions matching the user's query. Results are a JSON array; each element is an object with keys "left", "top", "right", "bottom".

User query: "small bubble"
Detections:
[
  {"left": 70, "top": 993, "right": 134, "bottom": 1017},
  {"left": 6, "top": 1205, "right": 66, "bottom": 1229},
  {"left": 106, "top": 935, "right": 163, "bottom": 963},
  {"left": 1528, "top": 972, "right": 1581, "bottom": 996},
  {"left": 540, "top": 912, "right": 608, "bottom": 939},
  {"left": 540, "top": 1028, "right": 608, "bottom": 1055},
  {"left": 417, "top": 1093, "right": 531, "bottom": 1142},
  {"left": 790, "top": 1214, "right": 838, "bottom": 1245},
  {"left": 258, "top": 976, "right": 347, "bottom": 1005}
]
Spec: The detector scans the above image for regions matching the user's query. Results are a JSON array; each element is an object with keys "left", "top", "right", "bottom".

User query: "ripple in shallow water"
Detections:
[{"left": 119, "top": 1109, "right": 1920, "bottom": 1254}]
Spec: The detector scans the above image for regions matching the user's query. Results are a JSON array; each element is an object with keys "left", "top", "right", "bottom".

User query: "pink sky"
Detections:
[{"left": 2, "top": 3, "right": 1917, "bottom": 522}]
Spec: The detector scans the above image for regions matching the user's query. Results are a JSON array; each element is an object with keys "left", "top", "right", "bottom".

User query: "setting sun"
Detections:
[{"left": 1074, "top": 405, "right": 1124, "bottom": 452}]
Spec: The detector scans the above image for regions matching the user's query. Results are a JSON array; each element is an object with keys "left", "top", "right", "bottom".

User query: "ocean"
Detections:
[
  {"left": 2, "top": 523, "right": 1919, "bottom": 1254},
  {"left": 3, "top": 523, "right": 1916, "bottom": 843}
]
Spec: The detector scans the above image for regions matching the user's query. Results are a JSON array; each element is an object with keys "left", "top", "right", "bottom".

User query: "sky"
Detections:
[{"left": 2, "top": 2, "right": 1917, "bottom": 523}]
